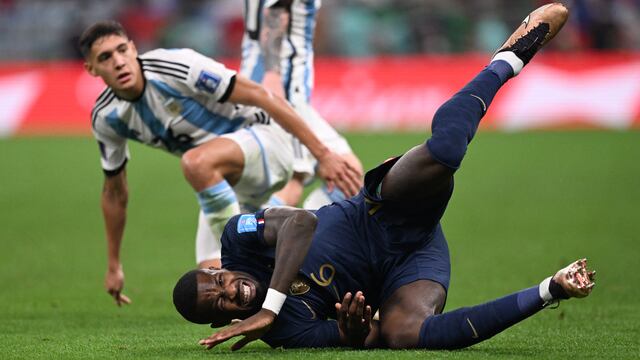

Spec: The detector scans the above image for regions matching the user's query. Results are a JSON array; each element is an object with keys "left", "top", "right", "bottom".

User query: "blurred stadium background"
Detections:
[
  {"left": 1, "top": 0, "right": 639, "bottom": 358},
  {"left": 0, "top": 0, "right": 639, "bottom": 135}
]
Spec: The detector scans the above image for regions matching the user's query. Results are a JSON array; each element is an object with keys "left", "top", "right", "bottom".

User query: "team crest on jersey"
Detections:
[
  {"left": 289, "top": 276, "right": 311, "bottom": 296},
  {"left": 164, "top": 98, "right": 182, "bottom": 116},
  {"left": 237, "top": 214, "right": 258, "bottom": 233},
  {"left": 196, "top": 70, "right": 221, "bottom": 94}
]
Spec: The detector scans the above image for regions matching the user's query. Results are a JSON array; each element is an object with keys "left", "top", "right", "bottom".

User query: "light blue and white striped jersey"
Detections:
[
  {"left": 240, "top": 0, "right": 320, "bottom": 105},
  {"left": 91, "top": 48, "right": 269, "bottom": 172}
]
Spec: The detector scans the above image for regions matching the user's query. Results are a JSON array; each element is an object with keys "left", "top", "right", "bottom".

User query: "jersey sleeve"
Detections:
[
  {"left": 221, "top": 211, "right": 274, "bottom": 266},
  {"left": 92, "top": 112, "right": 130, "bottom": 174},
  {"left": 262, "top": 298, "right": 342, "bottom": 348},
  {"left": 141, "top": 48, "right": 237, "bottom": 103}
]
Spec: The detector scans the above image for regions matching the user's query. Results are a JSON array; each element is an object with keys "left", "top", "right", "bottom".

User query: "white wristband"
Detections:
[
  {"left": 262, "top": 288, "right": 287, "bottom": 315},
  {"left": 539, "top": 276, "right": 554, "bottom": 302}
]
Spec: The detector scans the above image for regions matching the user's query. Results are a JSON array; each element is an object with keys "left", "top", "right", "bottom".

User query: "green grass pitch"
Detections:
[{"left": 0, "top": 131, "right": 638, "bottom": 359}]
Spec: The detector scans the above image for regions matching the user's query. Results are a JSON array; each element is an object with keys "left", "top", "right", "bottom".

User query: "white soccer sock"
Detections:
[
  {"left": 266, "top": 194, "right": 285, "bottom": 207},
  {"left": 195, "top": 210, "right": 221, "bottom": 264},
  {"left": 303, "top": 186, "right": 346, "bottom": 210},
  {"left": 196, "top": 181, "right": 241, "bottom": 264},
  {"left": 303, "top": 187, "right": 332, "bottom": 210},
  {"left": 491, "top": 51, "right": 524, "bottom": 76}
]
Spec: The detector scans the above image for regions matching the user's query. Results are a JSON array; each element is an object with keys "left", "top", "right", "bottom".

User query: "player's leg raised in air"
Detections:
[{"left": 378, "top": 3, "right": 576, "bottom": 349}]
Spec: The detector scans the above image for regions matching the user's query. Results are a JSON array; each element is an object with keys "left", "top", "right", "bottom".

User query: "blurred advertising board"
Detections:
[{"left": 0, "top": 53, "right": 638, "bottom": 137}]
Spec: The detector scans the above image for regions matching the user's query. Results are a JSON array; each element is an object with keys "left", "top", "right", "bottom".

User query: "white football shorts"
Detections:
[
  {"left": 195, "top": 122, "right": 294, "bottom": 264},
  {"left": 222, "top": 122, "right": 294, "bottom": 209}
]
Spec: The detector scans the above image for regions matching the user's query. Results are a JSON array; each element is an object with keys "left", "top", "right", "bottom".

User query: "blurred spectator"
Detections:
[{"left": 0, "top": 0, "right": 637, "bottom": 61}]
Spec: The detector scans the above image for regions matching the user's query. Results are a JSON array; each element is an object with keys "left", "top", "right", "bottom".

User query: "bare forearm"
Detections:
[
  {"left": 101, "top": 180, "right": 128, "bottom": 269},
  {"left": 269, "top": 210, "right": 316, "bottom": 292},
  {"left": 262, "top": 207, "right": 317, "bottom": 293},
  {"left": 262, "top": 93, "right": 329, "bottom": 159},
  {"left": 228, "top": 77, "right": 329, "bottom": 160}
]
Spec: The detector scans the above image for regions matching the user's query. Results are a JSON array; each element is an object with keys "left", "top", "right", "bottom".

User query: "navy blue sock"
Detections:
[
  {"left": 487, "top": 59, "right": 515, "bottom": 84},
  {"left": 419, "top": 286, "right": 544, "bottom": 350},
  {"left": 426, "top": 66, "right": 506, "bottom": 169}
]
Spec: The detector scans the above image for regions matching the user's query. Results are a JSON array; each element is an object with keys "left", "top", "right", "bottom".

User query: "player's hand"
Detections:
[
  {"left": 336, "top": 291, "right": 372, "bottom": 348},
  {"left": 316, "top": 151, "right": 362, "bottom": 198},
  {"left": 105, "top": 265, "right": 131, "bottom": 306},
  {"left": 199, "top": 309, "right": 276, "bottom": 351}
]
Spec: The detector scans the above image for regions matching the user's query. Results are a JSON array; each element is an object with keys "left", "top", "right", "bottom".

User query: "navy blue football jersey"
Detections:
[
  {"left": 220, "top": 158, "right": 452, "bottom": 348},
  {"left": 220, "top": 203, "right": 378, "bottom": 348}
]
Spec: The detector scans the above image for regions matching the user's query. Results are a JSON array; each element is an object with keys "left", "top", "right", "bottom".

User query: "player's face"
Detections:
[
  {"left": 196, "top": 268, "right": 265, "bottom": 326},
  {"left": 84, "top": 35, "right": 143, "bottom": 100}
]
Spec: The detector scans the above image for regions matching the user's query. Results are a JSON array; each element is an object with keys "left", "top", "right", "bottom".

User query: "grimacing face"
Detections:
[
  {"left": 196, "top": 268, "right": 266, "bottom": 327},
  {"left": 84, "top": 34, "right": 144, "bottom": 100}
]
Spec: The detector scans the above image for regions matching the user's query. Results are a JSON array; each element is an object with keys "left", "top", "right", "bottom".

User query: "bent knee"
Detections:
[{"left": 181, "top": 148, "right": 207, "bottom": 175}]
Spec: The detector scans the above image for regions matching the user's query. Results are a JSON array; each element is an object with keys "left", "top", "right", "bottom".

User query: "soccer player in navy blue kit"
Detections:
[{"left": 173, "top": 3, "right": 596, "bottom": 350}]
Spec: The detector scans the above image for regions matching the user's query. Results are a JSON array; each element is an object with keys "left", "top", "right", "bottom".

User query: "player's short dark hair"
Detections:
[
  {"left": 173, "top": 270, "right": 212, "bottom": 324},
  {"left": 78, "top": 20, "right": 128, "bottom": 59}
]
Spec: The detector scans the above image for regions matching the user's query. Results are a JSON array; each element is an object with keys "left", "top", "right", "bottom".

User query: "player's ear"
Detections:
[
  {"left": 84, "top": 61, "right": 97, "bottom": 77},
  {"left": 129, "top": 39, "right": 138, "bottom": 57}
]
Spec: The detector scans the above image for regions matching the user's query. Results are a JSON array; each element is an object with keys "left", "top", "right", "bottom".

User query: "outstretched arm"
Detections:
[
  {"left": 227, "top": 76, "right": 361, "bottom": 197},
  {"left": 101, "top": 169, "right": 131, "bottom": 306},
  {"left": 262, "top": 207, "right": 317, "bottom": 294},
  {"left": 200, "top": 207, "right": 317, "bottom": 350}
]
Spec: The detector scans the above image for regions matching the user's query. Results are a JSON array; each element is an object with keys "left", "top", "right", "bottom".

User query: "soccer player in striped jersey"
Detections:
[
  {"left": 79, "top": 21, "right": 360, "bottom": 307},
  {"left": 240, "top": 0, "right": 364, "bottom": 208}
]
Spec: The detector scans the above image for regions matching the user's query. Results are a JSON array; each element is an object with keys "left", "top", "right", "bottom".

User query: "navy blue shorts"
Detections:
[
  {"left": 374, "top": 223, "right": 451, "bottom": 307},
  {"left": 358, "top": 155, "right": 452, "bottom": 306}
]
